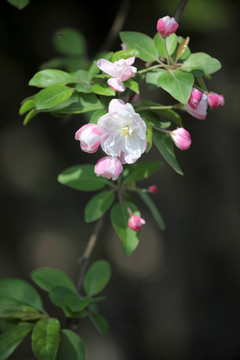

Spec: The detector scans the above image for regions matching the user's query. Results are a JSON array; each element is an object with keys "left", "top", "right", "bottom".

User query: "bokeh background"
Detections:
[{"left": 1, "top": 0, "right": 240, "bottom": 359}]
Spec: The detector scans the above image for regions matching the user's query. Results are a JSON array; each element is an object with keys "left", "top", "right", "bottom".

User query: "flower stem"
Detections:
[
  {"left": 152, "top": 126, "right": 170, "bottom": 134},
  {"left": 136, "top": 105, "right": 173, "bottom": 112},
  {"left": 164, "top": 38, "right": 171, "bottom": 66},
  {"left": 138, "top": 64, "right": 166, "bottom": 74}
]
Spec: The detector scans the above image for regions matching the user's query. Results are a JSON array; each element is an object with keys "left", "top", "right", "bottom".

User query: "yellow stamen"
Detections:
[{"left": 120, "top": 126, "right": 131, "bottom": 136}]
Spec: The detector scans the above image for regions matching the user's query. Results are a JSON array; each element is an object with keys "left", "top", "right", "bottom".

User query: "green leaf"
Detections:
[
  {"left": 19, "top": 99, "right": 35, "bottom": 115},
  {"left": 31, "top": 268, "right": 76, "bottom": 293},
  {"left": 34, "top": 85, "right": 74, "bottom": 110},
  {"left": 147, "top": 69, "right": 194, "bottom": 104},
  {"left": 120, "top": 32, "right": 159, "bottom": 62},
  {"left": 53, "top": 93, "right": 103, "bottom": 114},
  {"left": 6, "top": 0, "right": 30, "bottom": 10},
  {"left": 0, "top": 279, "right": 43, "bottom": 311},
  {"left": 126, "top": 161, "right": 162, "bottom": 181},
  {"left": 29, "top": 69, "right": 75, "bottom": 88},
  {"left": 154, "top": 33, "right": 178, "bottom": 57},
  {"left": 64, "top": 295, "right": 91, "bottom": 313},
  {"left": 53, "top": 28, "right": 86, "bottom": 56},
  {"left": 138, "top": 192, "right": 165, "bottom": 230},
  {"left": 32, "top": 318, "right": 60, "bottom": 360},
  {"left": 181, "top": 52, "right": 221, "bottom": 76},
  {"left": 152, "top": 130, "right": 183, "bottom": 175},
  {"left": 92, "top": 82, "right": 116, "bottom": 96},
  {"left": 58, "top": 164, "right": 110, "bottom": 191},
  {"left": 110, "top": 202, "right": 140, "bottom": 256},
  {"left": 124, "top": 78, "right": 139, "bottom": 94},
  {"left": 90, "top": 109, "right": 107, "bottom": 124},
  {"left": 89, "top": 313, "right": 109, "bottom": 335},
  {"left": 72, "top": 70, "right": 92, "bottom": 93},
  {"left": 23, "top": 109, "right": 39, "bottom": 125},
  {"left": 111, "top": 48, "right": 139, "bottom": 62},
  {"left": 146, "top": 121, "right": 153, "bottom": 153},
  {"left": 84, "top": 260, "right": 111, "bottom": 296},
  {"left": 56, "top": 329, "right": 86, "bottom": 360},
  {"left": 0, "top": 322, "right": 33, "bottom": 360},
  {"left": 0, "top": 304, "right": 45, "bottom": 321},
  {"left": 84, "top": 191, "right": 115, "bottom": 223}
]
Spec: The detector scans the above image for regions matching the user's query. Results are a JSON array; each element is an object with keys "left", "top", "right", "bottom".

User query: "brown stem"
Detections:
[
  {"left": 99, "top": 0, "right": 131, "bottom": 52},
  {"left": 77, "top": 216, "right": 104, "bottom": 293},
  {"left": 174, "top": 0, "right": 189, "bottom": 22}
]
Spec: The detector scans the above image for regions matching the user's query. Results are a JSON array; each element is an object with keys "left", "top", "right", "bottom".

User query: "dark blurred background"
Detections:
[{"left": 1, "top": 0, "right": 240, "bottom": 359}]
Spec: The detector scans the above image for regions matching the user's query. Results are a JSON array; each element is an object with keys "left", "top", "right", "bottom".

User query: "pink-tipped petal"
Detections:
[
  {"left": 108, "top": 99, "right": 126, "bottom": 113},
  {"left": 188, "top": 88, "right": 203, "bottom": 109},
  {"left": 97, "top": 59, "right": 116, "bottom": 77},
  {"left": 157, "top": 16, "right": 178, "bottom": 37},
  {"left": 75, "top": 123, "right": 101, "bottom": 153},
  {"left": 94, "top": 156, "right": 123, "bottom": 181},
  {"left": 207, "top": 92, "right": 225, "bottom": 108},
  {"left": 107, "top": 78, "right": 125, "bottom": 92},
  {"left": 125, "top": 56, "right": 136, "bottom": 66}
]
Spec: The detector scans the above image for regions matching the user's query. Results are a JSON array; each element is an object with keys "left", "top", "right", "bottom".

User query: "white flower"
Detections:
[{"left": 97, "top": 99, "right": 147, "bottom": 164}]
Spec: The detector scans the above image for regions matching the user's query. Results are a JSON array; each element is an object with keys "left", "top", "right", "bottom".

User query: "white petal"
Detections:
[{"left": 97, "top": 59, "right": 116, "bottom": 77}]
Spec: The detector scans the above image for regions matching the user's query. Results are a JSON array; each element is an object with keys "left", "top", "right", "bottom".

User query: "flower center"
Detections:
[{"left": 120, "top": 126, "right": 131, "bottom": 136}]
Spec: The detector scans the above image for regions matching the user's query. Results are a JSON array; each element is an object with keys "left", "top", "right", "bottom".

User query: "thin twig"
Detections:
[
  {"left": 77, "top": 216, "right": 104, "bottom": 293},
  {"left": 174, "top": 0, "right": 189, "bottom": 22},
  {"left": 99, "top": 0, "right": 131, "bottom": 52}
]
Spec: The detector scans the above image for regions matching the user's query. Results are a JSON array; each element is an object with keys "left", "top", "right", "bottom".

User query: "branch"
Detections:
[
  {"left": 174, "top": 0, "right": 189, "bottom": 22},
  {"left": 99, "top": 0, "right": 131, "bottom": 52},
  {"left": 77, "top": 216, "right": 104, "bottom": 293}
]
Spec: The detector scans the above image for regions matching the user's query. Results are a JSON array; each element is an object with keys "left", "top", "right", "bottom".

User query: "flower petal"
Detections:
[
  {"left": 107, "top": 78, "right": 125, "bottom": 92},
  {"left": 97, "top": 59, "right": 116, "bottom": 77}
]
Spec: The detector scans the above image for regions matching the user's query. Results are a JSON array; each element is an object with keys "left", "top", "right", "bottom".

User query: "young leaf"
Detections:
[
  {"left": 58, "top": 164, "right": 110, "bottom": 191},
  {"left": 92, "top": 82, "right": 116, "bottom": 96},
  {"left": 84, "top": 260, "right": 111, "bottom": 296},
  {"left": 34, "top": 85, "right": 74, "bottom": 110},
  {"left": 32, "top": 318, "right": 60, "bottom": 360},
  {"left": 111, "top": 48, "right": 139, "bottom": 62},
  {"left": 147, "top": 69, "right": 194, "bottom": 104},
  {"left": 0, "top": 279, "right": 43, "bottom": 311},
  {"left": 120, "top": 32, "right": 159, "bottom": 62},
  {"left": 56, "top": 329, "right": 86, "bottom": 360},
  {"left": 49, "top": 287, "right": 75, "bottom": 313},
  {"left": 146, "top": 121, "right": 153, "bottom": 153},
  {"left": 23, "top": 109, "right": 39, "bottom": 125},
  {"left": 124, "top": 78, "right": 139, "bottom": 94},
  {"left": 53, "top": 27, "right": 86, "bottom": 56},
  {"left": 19, "top": 99, "right": 35, "bottom": 115},
  {"left": 177, "top": 36, "right": 191, "bottom": 60},
  {"left": 181, "top": 52, "right": 221, "bottom": 76},
  {"left": 31, "top": 268, "right": 76, "bottom": 293},
  {"left": 154, "top": 33, "right": 178, "bottom": 57},
  {"left": 177, "top": 37, "right": 190, "bottom": 59},
  {"left": 29, "top": 70, "right": 75, "bottom": 88},
  {"left": 84, "top": 191, "right": 115, "bottom": 223},
  {"left": 89, "top": 313, "right": 109, "bottom": 335},
  {"left": 126, "top": 161, "right": 163, "bottom": 181},
  {"left": 0, "top": 322, "right": 33, "bottom": 360},
  {"left": 0, "top": 304, "right": 45, "bottom": 321},
  {"left": 138, "top": 192, "right": 165, "bottom": 230},
  {"left": 6, "top": 0, "right": 30, "bottom": 10},
  {"left": 64, "top": 295, "right": 91, "bottom": 313},
  {"left": 53, "top": 93, "right": 103, "bottom": 114},
  {"left": 152, "top": 130, "right": 183, "bottom": 175},
  {"left": 90, "top": 109, "right": 107, "bottom": 124},
  {"left": 110, "top": 201, "right": 140, "bottom": 256}
]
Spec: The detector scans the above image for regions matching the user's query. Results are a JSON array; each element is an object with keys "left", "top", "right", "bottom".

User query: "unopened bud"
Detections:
[
  {"left": 128, "top": 215, "right": 146, "bottom": 232},
  {"left": 170, "top": 128, "right": 191, "bottom": 150}
]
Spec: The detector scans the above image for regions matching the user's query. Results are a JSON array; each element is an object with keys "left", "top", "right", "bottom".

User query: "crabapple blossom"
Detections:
[
  {"left": 207, "top": 92, "right": 225, "bottom": 108},
  {"left": 157, "top": 16, "right": 178, "bottom": 37},
  {"left": 97, "top": 57, "right": 137, "bottom": 92},
  {"left": 170, "top": 128, "right": 191, "bottom": 150},
  {"left": 97, "top": 99, "right": 147, "bottom": 164},
  {"left": 183, "top": 92, "right": 208, "bottom": 120},
  {"left": 149, "top": 185, "right": 158, "bottom": 194},
  {"left": 128, "top": 215, "right": 146, "bottom": 232},
  {"left": 94, "top": 156, "right": 123, "bottom": 181},
  {"left": 75, "top": 124, "right": 101, "bottom": 153}
]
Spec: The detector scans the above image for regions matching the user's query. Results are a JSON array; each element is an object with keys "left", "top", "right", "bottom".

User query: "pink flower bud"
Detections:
[
  {"left": 170, "top": 128, "right": 191, "bottom": 150},
  {"left": 94, "top": 156, "right": 123, "bottom": 181},
  {"left": 207, "top": 92, "right": 225, "bottom": 108},
  {"left": 75, "top": 124, "right": 101, "bottom": 153},
  {"left": 149, "top": 185, "right": 158, "bottom": 194},
  {"left": 183, "top": 92, "right": 208, "bottom": 120},
  {"left": 157, "top": 16, "right": 178, "bottom": 38},
  {"left": 128, "top": 215, "right": 146, "bottom": 232},
  {"left": 188, "top": 88, "right": 203, "bottom": 109}
]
